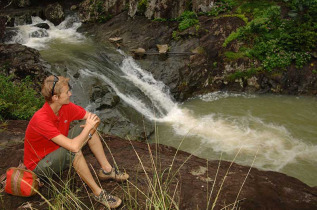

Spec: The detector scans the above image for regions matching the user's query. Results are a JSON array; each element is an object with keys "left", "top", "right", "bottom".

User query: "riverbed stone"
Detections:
[
  {"left": 30, "top": 28, "right": 49, "bottom": 38},
  {"left": 0, "top": 44, "right": 50, "bottom": 88},
  {"left": 1, "top": 121, "right": 317, "bottom": 209},
  {"left": 34, "top": 23, "right": 50, "bottom": 30},
  {"left": 44, "top": 3, "right": 65, "bottom": 26}
]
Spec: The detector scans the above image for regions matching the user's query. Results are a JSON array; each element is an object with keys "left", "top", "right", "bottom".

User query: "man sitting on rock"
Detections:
[{"left": 23, "top": 75, "right": 128, "bottom": 208}]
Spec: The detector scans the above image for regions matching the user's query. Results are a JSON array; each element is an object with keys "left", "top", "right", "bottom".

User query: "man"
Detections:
[{"left": 24, "top": 75, "right": 128, "bottom": 208}]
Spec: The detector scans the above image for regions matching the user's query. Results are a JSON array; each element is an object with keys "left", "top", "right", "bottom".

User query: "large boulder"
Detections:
[
  {"left": 13, "top": 0, "right": 31, "bottom": 8},
  {"left": 44, "top": 3, "right": 65, "bottom": 26},
  {"left": 0, "top": 127, "right": 317, "bottom": 209},
  {"left": 0, "top": 44, "right": 50, "bottom": 88},
  {"left": 0, "top": 16, "right": 7, "bottom": 43},
  {"left": 78, "top": 0, "right": 217, "bottom": 21}
]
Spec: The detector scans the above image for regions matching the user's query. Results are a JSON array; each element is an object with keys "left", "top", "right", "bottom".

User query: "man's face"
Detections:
[{"left": 58, "top": 84, "right": 72, "bottom": 105}]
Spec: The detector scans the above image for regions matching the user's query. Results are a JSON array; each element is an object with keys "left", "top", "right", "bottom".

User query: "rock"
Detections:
[
  {"left": 1, "top": 123, "right": 317, "bottom": 209},
  {"left": 70, "top": 5, "right": 78, "bottom": 11},
  {"left": 132, "top": 48, "right": 146, "bottom": 59},
  {"left": 30, "top": 29, "right": 48, "bottom": 38},
  {"left": 193, "top": 0, "right": 214, "bottom": 12},
  {"left": 34, "top": 23, "right": 50, "bottom": 30},
  {"left": 13, "top": 0, "right": 30, "bottom": 8},
  {"left": 44, "top": 3, "right": 65, "bottom": 26},
  {"left": 156, "top": 44, "right": 168, "bottom": 54},
  {"left": 14, "top": 14, "right": 32, "bottom": 25},
  {"left": 0, "top": 7, "right": 44, "bottom": 27},
  {"left": 0, "top": 16, "right": 7, "bottom": 43},
  {"left": 0, "top": 44, "right": 50, "bottom": 87},
  {"left": 109, "top": 37, "right": 122, "bottom": 43},
  {"left": 247, "top": 76, "right": 260, "bottom": 89},
  {"left": 3, "top": 28, "right": 20, "bottom": 43}
]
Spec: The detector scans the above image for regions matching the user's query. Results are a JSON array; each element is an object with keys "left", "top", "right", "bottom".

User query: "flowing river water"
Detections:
[{"left": 7, "top": 16, "right": 317, "bottom": 187}]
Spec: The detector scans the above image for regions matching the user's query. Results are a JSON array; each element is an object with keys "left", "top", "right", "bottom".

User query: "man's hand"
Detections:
[{"left": 85, "top": 113, "right": 100, "bottom": 131}]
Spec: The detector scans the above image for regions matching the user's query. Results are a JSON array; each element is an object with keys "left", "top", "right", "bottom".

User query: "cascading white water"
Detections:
[
  {"left": 6, "top": 16, "right": 316, "bottom": 185},
  {"left": 79, "top": 51, "right": 317, "bottom": 172},
  {"left": 6, "top": 16, "right": 85, "bottom": 49}
]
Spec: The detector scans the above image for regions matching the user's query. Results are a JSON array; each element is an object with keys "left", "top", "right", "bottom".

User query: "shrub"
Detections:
[
  {"left": 137, "top": 0, "right": 148, "bottom": 15},
  {"left": 223, "top": 2, "right": 317, "bottom": 71},
  {"left": 177, "top": 11, "right": 199, "bottom": 31},
  {"left": 207, "top": 0, "right": 236, "bottom": 16},
  {"left": 0, "top": 74, "right": 44, "bottom": 121}
]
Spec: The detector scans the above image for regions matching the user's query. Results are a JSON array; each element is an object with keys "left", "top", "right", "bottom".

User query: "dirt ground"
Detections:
[{"left": 0, "top": 120, "right": 317, "bottom": 209}]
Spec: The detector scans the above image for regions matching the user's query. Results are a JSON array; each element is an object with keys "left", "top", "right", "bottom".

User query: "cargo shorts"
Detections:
[{"left": 33, "top": 123, "right": 84, "bottom": 179}]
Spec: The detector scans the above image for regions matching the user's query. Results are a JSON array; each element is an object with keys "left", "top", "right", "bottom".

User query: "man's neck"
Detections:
[{"left": 49, "top": 102, "right": 62, "bottom": 116}]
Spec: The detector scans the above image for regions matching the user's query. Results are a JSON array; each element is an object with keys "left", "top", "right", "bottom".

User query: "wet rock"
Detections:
[
  {"left": 0, "top": 16, "right": 7, "bottom": 43},
  {"left": 30, "top": 28, "right": 48, "bottom": 38},
  {"left": 132, "top": 47, "right": 146, "bottom": 59},
  {"left": 13, "top": 0, "right": 30, "bottom": 8},
  {"left": 34, "top": 23, "right": 49, "bottom": 30},
  {"left": 3, "top": 28, "right": 20, "bottom": 43},
  {"left": 0, "top": 44, "right": 50, "bottom": 88},
  {"left": 157, "top": 44, "right": 168, "bottom": 54},
  {"left": 1, "top": 122, "right": 317, "bottom": 209},
  {"left": 0, "top": 7, "right": 45, "bottom": 27},
  {"left": 89, "top": 85, "right": 152, "bottom": 140},
  {"left": 98, "top": 107, "right": 153, "bottom": 140},
  {"left": 193, "top": 0, "right": 214, "bottom": 12},
  {"left": 44, "top": 3, "right": 65, "bottom": 26},
  {"left": 78, "top": 0, "right": 219, "bottom": 20},
  {"left": 14, "top": 13, "right": 32, "bottom": 25},
  {"left": 70, "top": 5, "right": 78, "bottom": 11}
]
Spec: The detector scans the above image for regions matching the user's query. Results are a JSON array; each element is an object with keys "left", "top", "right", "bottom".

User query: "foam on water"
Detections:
[
  {"left": 163, "top": 108, "right": 317, "bottom": 170},
  {"left": 78, "top": 54, "right": 317, "bottom": 172},
  {"left": 6, "top": 16, "right": 85, "bottom": 50}
]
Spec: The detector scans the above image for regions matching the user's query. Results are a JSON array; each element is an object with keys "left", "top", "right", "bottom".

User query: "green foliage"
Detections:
[
  {"left": 137, "top": 0, "right": 148, "bottom": 15},
  {"left": 172, "top": 31, "right": 180, "bottom": 40},
  {"left": 178, "top": 18, "right": 199, "bottom": 31},
  {"left": 223, "top": 28, "right": 242, "bottom": 47},
  {"left": 227, "top": 67, "right": 262, "bottom": 81},
  {"left": 177, "top": 11, "right": 199, "bottom": 31},
  {"left": 223, "top": 1, "right": 317, "bottom": 71},
  {"left": 153, "top": 18, "right": 167, "bottom": 22},
  {"left": 221, "top": 14, "right": 248, "bottom": 23},
  {"left": 97, "top": 14, "right": 112, "bottom": 23},
  {"left": 88, "top": 0, "right": 113, "bottom": 23},
  {"left": 224, "top": 51, "right": 246, "bottom": 60},
  {"left": 172, "top": 11, "right": 200, "bottom": 39},
  {"left": 0, "top": 74, "right": 44, "bottom": 120},
  {"left": 206, "top": 0, "right": 236, "bottom": 16}
]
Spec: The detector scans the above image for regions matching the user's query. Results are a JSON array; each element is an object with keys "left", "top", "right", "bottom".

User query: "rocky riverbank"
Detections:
[
  {"left": 79, "top": 10, "right": 317, "bottom": 101},
  {"left": 1, "top": 121, "right": 317, "bottom": 209},
  {"left": 0, "top": 1, "right": 317, "bottom": 209}
]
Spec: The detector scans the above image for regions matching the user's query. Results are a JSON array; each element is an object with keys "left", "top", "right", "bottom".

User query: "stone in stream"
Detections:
[
  {"left": 132, "top": 47, "right": 146, "bottom": 59},
  {"left": 34, "top": 23, "right": 50, "bottom": 30},
  {"left": 44, "top": 3, "right": 65, "bottom": 26},
  {"left": 30, "top": 28, "right": 49, "bottom": 38}
]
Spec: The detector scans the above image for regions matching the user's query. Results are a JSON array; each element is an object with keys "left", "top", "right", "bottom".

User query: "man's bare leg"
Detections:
[
  {"left": 87, "top": 133, "right": 112, "bottom": 172},
  {"left": 72, "top": 151, "right": 102, "bottom": 196}
]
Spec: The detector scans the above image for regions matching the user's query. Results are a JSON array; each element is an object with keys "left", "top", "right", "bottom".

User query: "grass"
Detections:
[{"left": 9, "top": 127, "right": 256, "bottom": 209}]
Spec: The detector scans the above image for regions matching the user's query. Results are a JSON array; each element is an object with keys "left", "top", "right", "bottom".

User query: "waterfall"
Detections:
[
  {"left": 5, "top": 15, "right": 85, "bottom": 49},
  {"left": 5, "top": 16, "right": 316, "bottom": 185}
]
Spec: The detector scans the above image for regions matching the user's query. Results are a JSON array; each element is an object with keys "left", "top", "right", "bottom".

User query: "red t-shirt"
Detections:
[{"left": 24, "top": 102, "right": 86, "bottom": 170}]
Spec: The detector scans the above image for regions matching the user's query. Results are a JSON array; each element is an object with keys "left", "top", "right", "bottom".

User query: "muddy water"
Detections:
[
  {"left": 8, "top": 15, "right": 316, "bottom": 187},
  {"left": 151, "top": 93, "right": 317, "bottom": 186}
]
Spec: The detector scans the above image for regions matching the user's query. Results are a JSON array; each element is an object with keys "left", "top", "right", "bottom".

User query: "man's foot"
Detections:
[
  {"left": 93, "top": 190, "right": 122, "bottom": 209},
  {"left": 98, "top": 167, "right": 129, "bottom": 182}
]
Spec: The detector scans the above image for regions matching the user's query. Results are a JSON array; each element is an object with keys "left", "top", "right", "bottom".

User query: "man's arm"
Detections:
[
  {"left": 51, "top": 113, "right": 99, "bottom": 153},
  {"left": 83, "top": 111, "right": 90, "bottom": 120}
]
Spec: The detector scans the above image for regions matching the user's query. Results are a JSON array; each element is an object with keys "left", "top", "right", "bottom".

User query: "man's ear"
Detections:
[{"left": 52, "top": 94, "right": 59, "bottom": 101}]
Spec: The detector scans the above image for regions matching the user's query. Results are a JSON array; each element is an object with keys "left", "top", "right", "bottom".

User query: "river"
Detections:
[{"left": 6, "top": 15, "right": 317, "bottom": 187}]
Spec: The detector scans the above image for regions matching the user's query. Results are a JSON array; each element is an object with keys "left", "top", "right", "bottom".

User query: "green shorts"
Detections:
[{"left": 33, "top": 123, "right": 83, "bottom": 179}]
